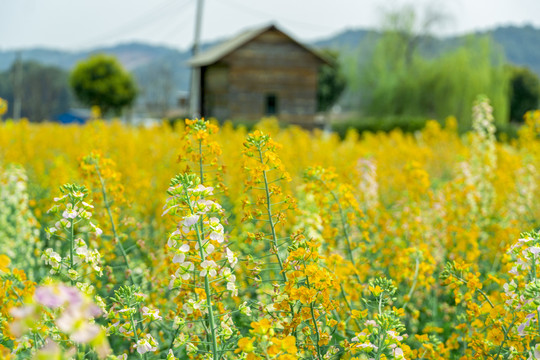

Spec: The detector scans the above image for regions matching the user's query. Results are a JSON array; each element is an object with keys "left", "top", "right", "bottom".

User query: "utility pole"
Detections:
[
  {"left": 13, "top": 52, "right": 23, "bottom": 120},
  {"left": 189, "top": 0, "right": 204, "bottom": 119}
]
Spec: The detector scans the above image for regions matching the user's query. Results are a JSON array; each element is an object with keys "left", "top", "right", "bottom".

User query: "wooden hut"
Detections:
[{"left": 188, "top": 24, "right": 331, "bottom": 126}]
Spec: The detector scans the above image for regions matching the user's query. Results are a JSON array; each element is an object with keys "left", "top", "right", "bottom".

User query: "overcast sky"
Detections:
[{"left": 2, "top": 0, "right": 540, "bottom": 51}]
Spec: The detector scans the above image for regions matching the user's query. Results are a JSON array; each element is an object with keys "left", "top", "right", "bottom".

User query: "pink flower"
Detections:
[{"left": 34, "top": 285, "right": 82, "bottom": 309}]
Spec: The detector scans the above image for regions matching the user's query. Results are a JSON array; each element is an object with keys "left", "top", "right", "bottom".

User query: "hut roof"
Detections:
[{"left": 188, "top": 24, "right": 332, "bottom": 67}]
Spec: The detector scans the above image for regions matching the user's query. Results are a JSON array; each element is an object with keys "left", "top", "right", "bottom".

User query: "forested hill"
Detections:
[
  {"left": 312, "top": 25, "right": 540, "bottom": 75},
  {"left": 0, "top": 25, "right": 539, "bottom": 91},
  {"left": 488, "top": 25, "right": 540, "bottom": 74}
]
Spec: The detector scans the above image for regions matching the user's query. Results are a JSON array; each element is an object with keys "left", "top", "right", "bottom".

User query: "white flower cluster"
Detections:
[
  {"left": 219, "top": 313, "right": 235, "bottom": 337},
  {"left": 508, "top": 236, "right": 540, "bottom": 277},
  {"left": 183, "top": 298, "right": 206, "bottom": 315},
  {"left": 357, "top": 158, "right": 379, "bottom": 210},
  {"left": 505, "top": 234, "right": 540, "bottom": 343},
  {"left": 42, "top": 248, "right": 62, "bottom": 273},
  {"left": 73, "top": 238, "right": 102, "bottom": 275},
  {"left": 461, "top": 96, "right": 497, "bottom": 222},
  {"left": 134, "top": 334, "right": 159, "bottom": 355},
  {"left": 0, "top": 164, "right": 39, "bottom": 266},
  {"left": 43, "top": 186, "right": 103, "bottom": 278},
  {"left": 142, "top": 306, "right": 162, "bottom": 321},
  {"left": 350, "top": 330, "right": 379, "bottom": 352},
  {"left": 349, "top": 324, "right": 406, "bottom": 359},
  {"left": 47, "top": 195, "right": 102, "bottom": 237},
  {"left": 164, "top": 179, "right": 238, "bottom": 298}
]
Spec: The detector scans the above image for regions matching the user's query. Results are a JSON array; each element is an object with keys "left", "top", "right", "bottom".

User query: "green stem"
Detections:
[
  {"left": 199, "top": 140, "right": 204, "bottom": 184},
  {"left": 195, "top": 141, "right": 215, "bottom": 355},
  {"left": 94, "top": 162, "right": 135, "bottom": 285},
  {"left": 130, "top": 313, "right": 144, "bottom": 360},
  {"left": 320, "top": 180, "right": 362, "bottom": 284},
  {"left": 494, "top": 317, "right": 517, "bottom": 360},
  {"left": 452, "top": 273, "right": 495, "bottom": 308},
  {"left": 257, "top": 149, "right": 287, "bottom": 283},
  {"left": 69, "top": 217, "right": 74, "bottom": 285},
  {"left": 310, "top": 302, "right": 323, "bottom": 359},
  {"left": 257, "top": 148, "right": 297, "bottom": 325},
  {"left": 531, "top": 256, "right": 540, "bottom": 336},
  {"left": 184, "top": 187, "right": 218, "bottom": 359},
  {"left": 476, "top": 288, "right": 495, "bottom": 309},
  {"left": 167, "top": 322, "right": 183, "bottom": 353},
  {"left": 307, "top": 278, "right": 323, "bottom": 359},
  {"left": 329, "top": 189, "right": 356, "bottom": 267},
  {"left": 374, "top": 330, "right": 387, "bottom": 360},
  {"left": 196, "top": 226, "right": 218, "bottom": 358},
  {"left": 339, "top": 285, "right": 363, "bottom": 330},
  {"left": 76, "top": 344, "right": 85, "bottom": 360},
  {"left": 403, "top": 257, "right": 420, "bottom": 308}
]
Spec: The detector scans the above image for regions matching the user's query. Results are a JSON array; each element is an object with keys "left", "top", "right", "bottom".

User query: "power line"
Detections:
[
  {"left": 151, "top": 1, "right": 198, "bottom": 47},
  {"left": 217, "top": 0, "right": 335, "bottom": 31},
  {"left": 79, "top": 0, "right": 177, "bottom": 45},
  {"left": 76, "top": 0, "right": 194, "bottom": 48}
]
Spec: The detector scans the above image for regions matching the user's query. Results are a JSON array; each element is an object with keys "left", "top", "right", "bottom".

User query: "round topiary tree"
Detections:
[{"left": 70, "top": 54, "right": 137, "bottom": 116}]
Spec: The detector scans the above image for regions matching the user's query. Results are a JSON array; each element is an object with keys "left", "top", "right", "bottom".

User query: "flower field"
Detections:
[{"left": 1, "top": 97, "right": 540, "bottom": 359}]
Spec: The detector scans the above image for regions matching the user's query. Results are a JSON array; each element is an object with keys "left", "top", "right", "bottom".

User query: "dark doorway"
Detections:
[{"left": 265, "top": 94, "right": 278, "bottom": 115}]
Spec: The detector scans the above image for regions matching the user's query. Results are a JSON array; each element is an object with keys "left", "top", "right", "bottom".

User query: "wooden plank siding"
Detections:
[
  {"left": 201, "top": 64, "right": 229, "bottom": 120},
  {"left": 199, "top": 28, "right": 324, "bottom": 126}
]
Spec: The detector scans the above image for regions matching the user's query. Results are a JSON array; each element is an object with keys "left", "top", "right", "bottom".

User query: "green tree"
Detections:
[
  {"left": 360, "top": 35, "right": 509, "bottom": 129},
  {"left": 317, "top": 50, "right": 346, "bottom": 112},
  {"left": 70, "top": 54, "right": 137, "bottom": 115},
  {"left": 508, "top": 65, "right": 540, "bottom": 122},
  {"left": 355, "top": 1, "right": 509, "bottom": 129}
]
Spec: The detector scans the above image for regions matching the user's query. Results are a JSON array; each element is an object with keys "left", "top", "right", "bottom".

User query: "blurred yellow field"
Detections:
[{"left": 1, "top": 99, "right": 539, "bottom": 359}]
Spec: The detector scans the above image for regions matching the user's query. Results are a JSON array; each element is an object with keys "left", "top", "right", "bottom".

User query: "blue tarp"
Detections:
[{"left": 56, "top": 109, "right": 91, "bottom": 124}]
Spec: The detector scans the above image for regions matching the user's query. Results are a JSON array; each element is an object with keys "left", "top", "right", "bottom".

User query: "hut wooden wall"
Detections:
[
  {"left": 202, "top": 64, "right": 229, "bottom": 120},
  {"left": 201, "top": 29, "right": 323, "bottom": 125}
]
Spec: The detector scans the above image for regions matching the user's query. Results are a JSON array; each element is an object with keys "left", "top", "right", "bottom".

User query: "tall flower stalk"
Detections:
[
  {"left": 241, "top": 131, "right": 295, "bottom": 284},
  {"left": 164, "top": 173, "right": 237, "bottom": 359},
  {"left": 241, "top": 130, "right": 298, "bottom": 335}
]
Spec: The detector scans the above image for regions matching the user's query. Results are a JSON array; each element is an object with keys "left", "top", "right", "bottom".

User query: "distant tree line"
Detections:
[
  {"left": 0, "top": 55, "right": 140, "bottom": 122},
  {"left": 0, "top": 59, "right": 72, "bottom": 121},
  {"left": 337, "top": 2, "right": 540, "bottom": 130}
]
